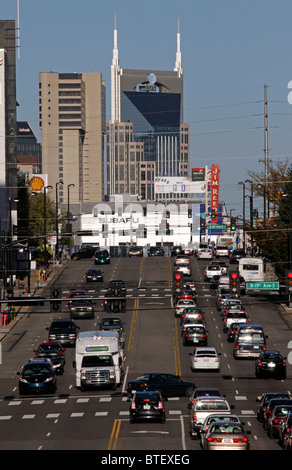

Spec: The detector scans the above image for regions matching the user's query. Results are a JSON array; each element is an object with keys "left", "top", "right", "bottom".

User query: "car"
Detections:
[
  {"left": 188, "top": 387, "right": 222, "bottom": 409},
  {"left": 279, "top": 411, "right": 292, "bottom": 447},
  {"left": 230, "top": 249, "right": 246, "bottom": 264},
  {"left": 214, "top": 245, "right": 229, "bottom": 258},
  {"left": 189, "top": 397, "right": 234, "bottom": 439},
  {"left": 46, "top": 319, "right": 80, "bottom": 346},
  {"left": 182, "top": 324, "right": 208, "bottom": 346},
  {"left": 99, "top": 316, "right": 125, "bottom": 347},
  {"left": 216, "top": 293, "right": 238, "bottom": 311},
  {"left": 171, "top": 246, "right": 184, "bottom": 257},
  {"left": 128, "top": 246, "right": 143, "bottom": 257},
  {"left": 233, "top": 324, "right": 268, "bottom": 359},
  {"left": 85, "top": 268, "right": 103, "bottom": 282},
  {"left": 67, "top": 289, "right": 87, "bottom": 305},
  {"left": 176, "top": 287, "right": 196, "bottom": 302},
  {"left": 256, "top": 392, "right": 291, "bottom": 423},
  {"left": 283, "top": 426, "right": 292, "bottom": 450},
  {"left": 175, "top": 299, "right": 197, "bottom": 317},
  {"left": 197, "top": 249, "right": 213, "bottom": 260},
  {"left": 220, "top": 299, "right": 243, "bottom": 315},
  {"left": 180, "top": 307, "right": 205, "bottom": 325},
  {"left": 222, "top": 309, "right": 249, "bottom": 333},
  {"left": 209, "top": 275, "right": 221, "bottom": 289},
  {"left": 174, "top": 254, "right": 190, "bottom": 266},
  {"left": 175, "top": 263, "right": 191, "bottom": 276},
  {"left": 71, "top": 247, "right": 96, "bottom": 260},
  {"left": 262, "top": 398, "right": 292, "bottom": 431},
  {"left": 17, "top": 358, "right": 57, "bottom": 395},
  {"left": 94, "top": 249, "right": 110, "bottom": 264},
  {"left": 204, "top": 264, "right": 223, "bottom": 280},
  {"left": 200, "top": 414, "right": 242, "bottom": 448},
  {"left": 210, "top": 260, "right": 228, "bottom": 274},
  {"left": 68, "top": 295, "right": 95, "bottom": 319},
  {"left": 181, "top": 311, "right": 205, "bottom": 329},
  {"left": 129, "top": 391, "right": 166, "bottom": 423},
  {"left": 190, "top": 347, "right": 221, "bottom": 372},
  {"left": 148, "top": 246, "right": 164, "bottom": 256},
  {"left": 226, "top": 322, "right": 242, "bottom": 343},
  {"left": 255, "top": 350, "right": 287, "bottom": 379},
  {"left": 182, "top": 278, "right": 197, "bottom": 293},
  {"left": 267, "top": 405, "right": 292, "bottom": 439},
  {"left": 127, "top": 372, "right": 195, "bottom": 398},
  {"left": 33, "top": 342, "right": 66, "bottom": 358},
  {"left": 34, "top": 349, "right": 65, "bottom": 374},
  {"left": 202, "top": 421, "right": 251, "bottom": 450},
  {"left": 108, "top": 279, "right": 127, "bottom": 294},
  {"left": 181, "top": 317, "right": 204, "bottom": 336}
]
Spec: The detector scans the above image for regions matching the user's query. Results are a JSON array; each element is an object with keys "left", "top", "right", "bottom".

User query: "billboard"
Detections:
[{"left": 210, "top": 164, "right": 220, "bottom": 223}]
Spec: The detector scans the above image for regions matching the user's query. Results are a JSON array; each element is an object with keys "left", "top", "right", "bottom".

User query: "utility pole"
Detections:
[{"left": 264, "top": 84, "right": 269, "bottom": 219}]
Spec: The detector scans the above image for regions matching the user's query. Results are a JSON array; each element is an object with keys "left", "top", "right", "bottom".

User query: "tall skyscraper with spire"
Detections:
[{"left": 107, "top": 18, "right": 189, "bottom": 200}]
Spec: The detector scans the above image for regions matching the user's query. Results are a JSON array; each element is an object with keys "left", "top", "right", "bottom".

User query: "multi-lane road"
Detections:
[{"left": 0, "top": 253, "right": 292, "bottom": 451}]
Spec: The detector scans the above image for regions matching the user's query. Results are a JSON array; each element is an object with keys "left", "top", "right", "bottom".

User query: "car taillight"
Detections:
[
  {"left": 207, "top": 437, "right": 222, "bottom": 442},
  {"left": 131, "top": 401, "right": 136, "bottom": 410},
  {"left": 283, "top": 361, "right": 286, "bottom": 366},
  {"left": 259, "top": 361, "right": 263, "bottom": 366},
  {"left": 158, "top": 401, "right": 164, "bottom": 410},
  {"left": 233, "top": 437, "right": 248, "bottom": 443},
  {"left": 193, "top": 413, "right": 197, "bottom": 423},
  {"left": 235, "top": 343, "right": 239, "bottom": 350}
]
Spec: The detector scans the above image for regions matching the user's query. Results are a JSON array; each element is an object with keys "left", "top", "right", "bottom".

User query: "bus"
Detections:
[{"left": 238, "top": 258, "right": 265, "bottom": 282}]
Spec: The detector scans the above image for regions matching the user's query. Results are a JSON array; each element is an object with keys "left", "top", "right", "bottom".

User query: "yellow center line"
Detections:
[
  {"left": 127, "top": 298, "right": 139, "bottom": 352},
  {"left": 108, "top": 419, "right": 122, "bottom": 450}
]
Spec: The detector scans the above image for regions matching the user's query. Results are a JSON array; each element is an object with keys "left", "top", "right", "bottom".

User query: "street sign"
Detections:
[
  {"left": 207, "top": 224, "right": 226, "bottom": 229},
  {"left": 246, "top": 282, "right": 279, "bottom": 290}
]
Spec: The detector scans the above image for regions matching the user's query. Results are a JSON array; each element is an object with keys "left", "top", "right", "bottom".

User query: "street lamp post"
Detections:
[
  {"left": 238, "top": 182, "right": 246, "bottom": 251},
  {"left": 257, "top": 183, "right": 266, "bottom": 228},
  {"left": 43, "top": 185, "right": 53, "bottom": 268},
  {"left": 55, "top": 180, "right": 63, "bottom": 261},
  {"left": 67, "top": 184, "right": 75, "bottom": 255}
]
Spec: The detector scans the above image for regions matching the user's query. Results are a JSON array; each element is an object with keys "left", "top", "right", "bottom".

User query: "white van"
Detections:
[
  {"left": 74, "top": 331, "right": 125, "bottom": 390},
  {"left": 238, "top": 258, "right": 264, "bottom": 282}
]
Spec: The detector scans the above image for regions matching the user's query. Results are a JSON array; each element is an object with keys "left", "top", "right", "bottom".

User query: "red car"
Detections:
[
  {"left": 67, "top": 289, "right": 87, "bottom": 305},
  {"left": 33, "top": 342, "right": 66, "bottom": 358}
]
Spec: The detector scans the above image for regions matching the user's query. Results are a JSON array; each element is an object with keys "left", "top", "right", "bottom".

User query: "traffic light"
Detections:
[
  {"left": 188, "top": 209, "right": 192, "bottom": 218},
  {"left": 165, "top": 222, "right": 170, "bottom": 235},
  {"left": 166, "top": 210, "right": 170, "bottom": 218},
  {"left": 229, "top": 272, "right": 239, "bottom": 293},
  {"left": 230, "top": 218, "right": 236, "bottom": 232},
  {"left": 174, "top": 273, "right": 182, "bottom": 294},
  {"left": 50, "top": 287, "right": 62, "bottom": 313},
  {"left": 211, "top": 209, "right": 216, "bottom": 219},
  {"left": 286, "top": 271, "right": 292, "bottom": 293}
]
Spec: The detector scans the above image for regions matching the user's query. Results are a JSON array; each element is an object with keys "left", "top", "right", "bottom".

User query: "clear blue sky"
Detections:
[{"left": 2, "top": 0, "right": 292, "bottom": 216}]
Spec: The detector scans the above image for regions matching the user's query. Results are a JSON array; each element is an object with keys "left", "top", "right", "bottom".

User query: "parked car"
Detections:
[
  {"left": 255, "top": 350, "right": 287, "bottom": 379},
  {"left": 129, "top": 391, "right": 166, "bottom": 423}
]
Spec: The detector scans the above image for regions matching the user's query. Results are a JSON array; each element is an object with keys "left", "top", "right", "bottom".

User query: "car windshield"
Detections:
[
  {"left": 23, "top": 365, "right": 51, "bottom": 375},
  {"left": 196, "top": 350, "right": 216, "bottom": 357},
  {"left": 101, "top": 319, "right": 122, "bottom": 327},
  {"left": 51, "top": 322, "right": 75, "bottom": 330},
  {"left": 37, "top": 351, "right": 60, "bottom": 358},
  {"left": 262, "top": 353, "right": 283, "bottom": 361},
  {"left": 81, "top": 355, "right": 114, "bottom": 367},
  {"left": 186, "top": 327, "right": 205, "bottom": 333}
]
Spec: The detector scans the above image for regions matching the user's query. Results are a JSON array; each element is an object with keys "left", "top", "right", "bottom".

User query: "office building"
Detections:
[
  {"left": 17, "top": 121, "right": 42, "bottom": 174},
  {"left": 107, "top": 19, "right": 189, "bottom": 199},
  {"left": 39, "top": 72, "right": 106, "bottom": 204}
]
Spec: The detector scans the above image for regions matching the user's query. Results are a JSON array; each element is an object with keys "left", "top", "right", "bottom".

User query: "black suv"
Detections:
[
  {"left": 18, "top": 359, "right": 57, "bottom": 394},
  {"left": 94, "top": 250, "right": 110, "bottom": 264},
  {"left": 46, "top": 319, "right": 80, "bottom": 346},
  {"left": 129, "top": 391, "right": 166, "bottom": 423}
]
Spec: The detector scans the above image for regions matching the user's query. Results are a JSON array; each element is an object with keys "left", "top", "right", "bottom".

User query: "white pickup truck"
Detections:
[{"left": 189, "top": 396, "right": 234, "bottom": 439}]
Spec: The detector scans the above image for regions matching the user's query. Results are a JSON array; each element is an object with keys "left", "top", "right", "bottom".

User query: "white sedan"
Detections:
[
  {"left": 175, "top": 263, "right": 191, "bottom": 276},
  {"left": 197, "top": 249, "right": 213, "bottom": 260},
  {"left": 190, "top": 347, "right": 221, "bottom": 371},
  {"left": 175, "top": 299, "right": 197, "bottom": 317}
]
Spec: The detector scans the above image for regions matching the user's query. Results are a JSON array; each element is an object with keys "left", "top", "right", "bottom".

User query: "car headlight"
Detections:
[
  {"left": 44, "top": 377, "right": 53, "bottom": 382},
  {"left": 54, "top": 363, "right": 62, "bottom": 368},
  {"left": 110, "top": 371, "right": 115, "bottom": 378},
  {"left": 69, "top": 334, "right": 76, "bottom": 338},
  {"left": 49, "top": 334, "right": 56, "bottom": 339},
  {"left": 20, "top": 378, "right": 28, "bottom": 383}
]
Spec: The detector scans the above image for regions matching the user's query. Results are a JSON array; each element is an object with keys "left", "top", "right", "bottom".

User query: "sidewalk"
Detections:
[{"left": 0, "top": 260, "right": 66, "bottom": 342}]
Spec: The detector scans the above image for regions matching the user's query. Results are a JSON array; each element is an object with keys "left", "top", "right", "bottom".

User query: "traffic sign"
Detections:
[
  {"left": 207, "top": 224, "right": 226, "bottom": 229},
  {"left": 246, "top": 282, "right": 279, "bottom": 290}
]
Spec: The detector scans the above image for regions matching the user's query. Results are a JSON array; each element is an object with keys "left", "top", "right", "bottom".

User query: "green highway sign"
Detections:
[
  {"left": 246, "top": 281, "right": 279, "bottom": 290},
  {"left": 207, "top": 224, "right": 226, "bottom": 229}
]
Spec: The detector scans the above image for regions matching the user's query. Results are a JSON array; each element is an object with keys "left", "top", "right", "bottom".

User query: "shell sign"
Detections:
[{"left": 29, "top": 175, "right": 45, "bottom": 191}]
